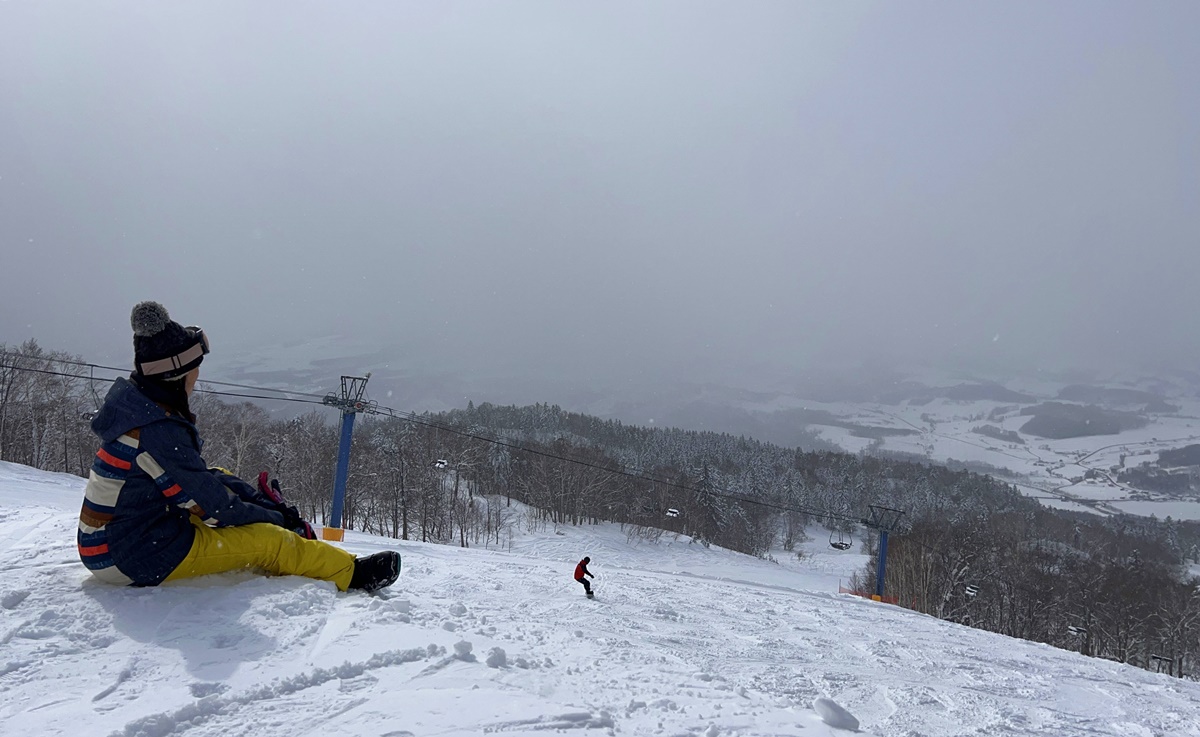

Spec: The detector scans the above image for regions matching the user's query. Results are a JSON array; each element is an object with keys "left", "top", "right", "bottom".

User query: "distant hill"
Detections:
[
  {"left": 875, "top": 382, "right": 1036, "bottom": 405},
  {"left": 940, "top": 382, "right": 1037, "bottom": 403},
  {"left": 1057, "top": 385, "right": 1178, "bottom": 413},
  {"left": 1019, "top": 402, "right": 1148, "bottom": 439}
]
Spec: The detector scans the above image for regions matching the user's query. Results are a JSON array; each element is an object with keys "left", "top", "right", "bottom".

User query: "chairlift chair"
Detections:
[
  {"left": 829, "top": 529, "right": 853, "bottom": 551},
  {"left": 964, "top": 584, "right": 980, "bottom": 598},
  {"left": 1150, "top": 655, "right": 1175, "bottom": 676}
]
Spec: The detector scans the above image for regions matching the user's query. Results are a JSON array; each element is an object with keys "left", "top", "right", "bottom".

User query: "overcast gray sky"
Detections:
[{"left": 2, "top": 2, "right": 1198, "bottom": 391}]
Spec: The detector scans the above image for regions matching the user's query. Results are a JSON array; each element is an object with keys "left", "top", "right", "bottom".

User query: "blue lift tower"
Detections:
[
  {"left": 320, "top": 374, "right": 375, "bottom": 542},
  {"left": 863, "top": 504, "right": 905, "bottom": 601}
]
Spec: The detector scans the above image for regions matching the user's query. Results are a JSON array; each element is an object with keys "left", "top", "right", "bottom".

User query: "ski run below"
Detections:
[{"left": 1, "top": 461, "right": 1198, "bottom": 737}]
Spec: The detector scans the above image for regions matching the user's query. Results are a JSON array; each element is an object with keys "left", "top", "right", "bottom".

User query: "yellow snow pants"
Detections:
[{"left": 164, "top": 517, "right": 356, "bottom": 591}]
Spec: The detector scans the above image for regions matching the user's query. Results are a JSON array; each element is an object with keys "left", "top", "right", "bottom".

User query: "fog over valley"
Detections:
[{"left": 2, "top": 1, "right": 1198, "bottom": 405}]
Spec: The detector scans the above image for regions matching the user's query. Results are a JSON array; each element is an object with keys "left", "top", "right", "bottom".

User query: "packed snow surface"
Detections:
[{"left": 2, "top": 461, "right": 1198, "bottom": 736}]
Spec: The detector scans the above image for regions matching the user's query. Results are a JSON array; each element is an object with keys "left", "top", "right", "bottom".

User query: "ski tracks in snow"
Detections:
[
  {"left": 4, "top": 488, "right": 1199, "bottom": 737},
  {"left": 389, "top": 546, "right": 877, "bottom": 736}
]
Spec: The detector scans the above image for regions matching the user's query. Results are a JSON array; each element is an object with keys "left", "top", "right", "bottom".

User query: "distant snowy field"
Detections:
[
  {"left": 731, "top": 393, "right": 1200, "bottom": 521},
  {"left": 3, "top": 462, "right": 1198, "bottom": 736}
]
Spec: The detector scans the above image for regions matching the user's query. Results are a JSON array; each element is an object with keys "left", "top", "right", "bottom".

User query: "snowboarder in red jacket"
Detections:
[{"left": 574, "top": 556, "right": 594, "bottom": 598}]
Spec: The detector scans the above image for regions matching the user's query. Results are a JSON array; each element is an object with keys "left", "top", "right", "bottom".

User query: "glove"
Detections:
[
  {"left": 280, "top": 504, "right": 317, "bottom": 540},
  {"left": 294, "top": 520, "right": 317, "bottom": 540},
  {"left": 254, "top": 473, "right": 315, "bottom": 539},
  {"left": 280, "top": 504, "right": 303, "bottom": 529},
  {"left": 257, "top": 472, "right": 286, "bottom": 505}
]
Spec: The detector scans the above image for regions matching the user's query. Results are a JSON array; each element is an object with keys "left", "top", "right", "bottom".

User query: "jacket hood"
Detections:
[{"left": 91, "top": 377, "right": 171, "bottom": 443}]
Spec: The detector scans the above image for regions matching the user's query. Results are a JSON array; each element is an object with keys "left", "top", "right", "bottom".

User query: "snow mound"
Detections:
[{"left": 815, "top": 697, "right": 860, "bottom": 731}]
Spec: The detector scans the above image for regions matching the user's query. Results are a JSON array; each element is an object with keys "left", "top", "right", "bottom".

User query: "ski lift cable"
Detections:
[
  {"left": 894, "top": 533, "right": 1095, "bottom": 618},
  {"left": 0, "top": 350, "right": 329, "bottom": 399},
  {"left": 0, "top": 363, "right": 326, "bottom": 406},
  {"left": 0, "top": 356, "right": 871, "bottom": 525}
]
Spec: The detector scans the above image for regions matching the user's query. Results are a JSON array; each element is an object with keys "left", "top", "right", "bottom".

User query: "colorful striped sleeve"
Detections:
[{"left": 136, "top": 420, "right": 286, "bottom": 529}]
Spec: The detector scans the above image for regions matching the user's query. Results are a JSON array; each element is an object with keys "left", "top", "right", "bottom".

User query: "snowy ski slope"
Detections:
[{"left": 1, "top": 461, "right": 1197, "bottom": 736}]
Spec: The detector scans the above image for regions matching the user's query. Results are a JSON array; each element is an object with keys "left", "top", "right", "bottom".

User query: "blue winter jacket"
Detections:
[{"left": 77, "top": 377, "right": 285, "bottom": 585}]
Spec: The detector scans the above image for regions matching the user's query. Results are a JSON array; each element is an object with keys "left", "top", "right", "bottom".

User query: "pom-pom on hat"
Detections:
[{"left": 131, "top": 301, "right": 209, "bottom": 379}]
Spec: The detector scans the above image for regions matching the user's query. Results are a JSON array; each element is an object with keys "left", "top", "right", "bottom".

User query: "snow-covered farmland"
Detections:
[{"left": 797, "top": 394, "right": 1200, "bottom": 521}]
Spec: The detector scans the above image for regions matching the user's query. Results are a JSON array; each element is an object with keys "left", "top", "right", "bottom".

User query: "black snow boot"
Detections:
[{"left": 349, "top": 551, "right": 401, "bottom": 593}]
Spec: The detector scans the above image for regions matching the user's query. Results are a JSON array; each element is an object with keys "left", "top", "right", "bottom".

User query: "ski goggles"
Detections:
[
  {"left": 137, "top": 326, "right": 210, "bottom": 377},
  {"left": 186, "top": 326, "right": 211, "bottom": 356}
]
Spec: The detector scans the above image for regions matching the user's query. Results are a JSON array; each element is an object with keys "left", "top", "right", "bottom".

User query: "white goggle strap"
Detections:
[{"left": 137, "top": 342, "right": 206, "bottom": 377}]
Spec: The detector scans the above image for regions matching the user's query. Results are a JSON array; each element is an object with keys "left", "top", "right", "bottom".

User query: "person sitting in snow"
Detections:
[
  {"left": 76, "top": 301, "right": 399, "bottom": 593},
  {"left": 574, "top": 556, "right": 595, "bottom": 597}
]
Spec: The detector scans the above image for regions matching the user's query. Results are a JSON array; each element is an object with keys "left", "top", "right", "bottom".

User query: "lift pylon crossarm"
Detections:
[
  {"left": 322, "top": 374, "right": 382, "bottom": 416},
  {"left": 863, "top": 504, "right": 906, "bottom": 532},
  {"left": 322, "top": 395, "right": 380, "bottom": 415}
]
